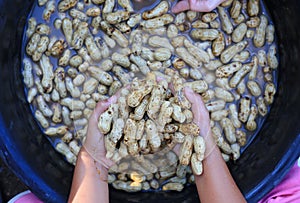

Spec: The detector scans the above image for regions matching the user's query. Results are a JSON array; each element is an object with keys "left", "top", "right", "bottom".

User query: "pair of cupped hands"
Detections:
[
  {"left": 84, "top": 84, "right": 211, "bottom": 170},
  {"left": 84, "top": 0, "right": 227, "bottom": 169}
]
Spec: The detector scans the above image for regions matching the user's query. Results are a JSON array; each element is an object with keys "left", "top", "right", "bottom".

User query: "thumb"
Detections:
[
  {"left": 173, "top": 143, "right": 181, "bottom": 156},
  {"left": 183, "top": 86, "right": 196, "bottom": 103},
  {"left": 94, "top": 95, "right": 118, "bottom": 117},
  {"left": 92, "top": 100, "right": 111, "bottom": 118}
]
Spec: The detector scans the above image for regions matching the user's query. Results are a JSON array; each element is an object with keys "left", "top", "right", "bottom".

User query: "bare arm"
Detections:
[
  {"left": 184, "top": 87, "right": 246, "bottom": 203},
  {"left": 68, "top": 147, "right": 109, "bottom": 203},
  {"left": 195, "top": 133, "right": 246, "bottom": 203},
  {"left": 68, "top": 97, "right": 117, "bottom": 203}
]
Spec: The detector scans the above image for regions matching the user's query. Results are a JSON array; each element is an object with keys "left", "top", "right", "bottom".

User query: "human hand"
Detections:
[
  {"left": 172, "top": 0, "right": 226, "bottom": 13},
  {"left": 83, "top": 95, "right": 119, "bottom": 169},
  {"left": 184, "top": 87, "right": 218, "bottom": 159},
  {"left": 171, "top": 86, "right": 211, "bottom": 156},
  {"left": 184, "top": 87, "right": 211, "bottom": 138}
]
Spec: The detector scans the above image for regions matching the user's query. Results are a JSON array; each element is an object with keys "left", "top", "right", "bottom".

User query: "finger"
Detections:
[
  {"left": 189, "top": 0, "right": 223, "bottom": 12},
  {"left": 184, "top": 87, "right": 203, "bottom": 124},
  {"left": 190, "top": 0, "right": 212, "bottom": 12},
  {"left": 156, "top": 76, "right": 165, "bottom": 83},
  {"left": 184, "top": 87, "right": 206, "bottom": 109},
  {"left": 108, "top": 94, "right": 118, "bottom": 104},
  {"left": 184, "top": 87, "right": 211, "bottom": 136},
  {"left": 168, "top": 82, "right": 175, "bottom": 95},
  {"left": 171, "top": 0, "right": 190, "bottom": 13},
  {"left": 98, "top": 157, "right": 115, "bottom": 169},
  {"left": 184, "top": 86, "right": 197, "bottom": 104},
  {"left": 124, "top": 84, "right": 131, "bottom": 90},
  {"left": 173, "top": 143, "right": 181, "bottom": 156}
]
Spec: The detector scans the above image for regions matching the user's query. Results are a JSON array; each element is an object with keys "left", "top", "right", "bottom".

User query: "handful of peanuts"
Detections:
[
  {"left": 98, "top": 72, "right": 205, "bottom": 176},
  {"left": 22, "top": 0, "right": 278, "bottom": 192}
]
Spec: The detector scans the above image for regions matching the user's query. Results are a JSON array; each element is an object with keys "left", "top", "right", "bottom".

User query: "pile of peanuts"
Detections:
[
  {"left": 22, "top": 0, "right": 278, "bottom": 191},
  {"left": 99, "top": 72, "right": 206, "bottom": 191}
]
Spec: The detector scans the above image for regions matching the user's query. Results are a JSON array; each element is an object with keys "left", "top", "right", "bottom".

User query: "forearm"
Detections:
[
  {"left": 68, "top": 147, "right": 109, "bottom": 203},
  {"left": 195, "top": 133, "right": 246, "bottom": 203}
]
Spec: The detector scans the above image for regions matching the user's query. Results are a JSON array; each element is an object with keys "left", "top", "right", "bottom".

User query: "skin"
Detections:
[
  {"left": 68, "top": 147, "right": 109, "bottom": 203},
  {"left": 67, "top": 1, "right": 243, "bottom": 202},
  {"left": 172, "top": 0, "right": 227, "bottom": 13},
  {"left": 184, "top": 87, "right": 246, "bottom": 203},
  {"left": 69, "top": 87, "right": 246, "bottom": 203},
  {"left": 68, "top": 96, "right": 117, "bottom": 203}
]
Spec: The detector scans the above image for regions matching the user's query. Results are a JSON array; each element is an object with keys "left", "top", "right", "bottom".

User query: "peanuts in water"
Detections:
[{"left": 23, "top": 0, "right": 278, "bottom": 192}]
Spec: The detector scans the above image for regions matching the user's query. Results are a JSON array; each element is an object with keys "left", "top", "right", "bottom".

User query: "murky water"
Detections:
[{"left": 20, "top": 0, "right": 279, "bottom": 191}]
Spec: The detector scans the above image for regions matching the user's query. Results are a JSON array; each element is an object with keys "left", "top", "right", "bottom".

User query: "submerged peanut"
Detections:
[
  {"left": 247, "top": 0, "right": 260, "bottom": 17},
  {"left": 191, "top": 29, "right": 219, "bottom": 41},
  {"left": 253, "top": 15, "right": 268, "bottom": 48},
  {"left": 141, "top": 14, "right": 174, "bottom": 29},
  {"left": 146, "top": 119, "right": 161, "bottom": 149},
  {"left": 58, "top": 0, "right": 78, "bottom": 12},
  {"left": 218, "top": 6, "right": 233, "bottom": 34},
  {"left": 142, "top": 1, "right": 169, "bottom": 20},
  {"left": 264, "top": 82, "right": 276, "bottom": 105},
  {"left": 239, "top": 97, "right": 251, "bottom": 123},
  {"left": 246, "top": 105, "right": 258, "bottom": 131},
  {"left": 220, "top": 41, "right": 248, "bottom": 64},
  {"left": 179, "top": 135, "right": 193, "bottom": 166}
]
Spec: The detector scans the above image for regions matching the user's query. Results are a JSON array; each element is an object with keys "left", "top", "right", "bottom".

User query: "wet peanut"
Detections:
[
  {"left": 218, "top": 6, "right": 233, "bottom": 34},
  {"left": 206, "top": 100, "right": 226, "bottom": 112},
  {"left": 220, "top": 41, "right": 248, "bottom": 64},
  {"left": 247, "top": 80, "right": 262, "bottom": 97},
  {"left": 264, "top": 82, "right": 276, "bottom": 105},
  {"left": 179, "top": 135, "right": 193, "bottom": 166},
  {"left": 246, "top": 105, "right": 258, "bottom": 131},
  {"left": 229, "top": 104, "right": 242, "bottom": 128},
  {"left": 43, "top": 0, "right": 55, "bottom": 21},
  {"left": 239, "top": 97, "right": 251, "bottom": 123},
  {"left": 215, "top": 62, "right": 242, "bottom": 78},
  {"left": 230, "top": 0, "right": 242, "bottom": 19},
  {"left": 247, "top": 0, "right": 260, "bottom": 17},
  {"left": 176, "top": 47, "right": 200, "bottom": 69},
  {"left": 232, "top": 23, "right": 247, "bottom": 43},
  {"left": 212, "top": 126, "right": 232, "bottom": 154},
  {"left": 141, "top": 14, "right": 174, "bottom": 29},
  {"left": 220, "top": 118, "right": 236, "bottom": 144},
  {"left": 229, "top": 63, "right": 253, "bottom": 88},
  {"left": 267, "top": 45, "right": 279, "bottom": 69},
  {"left": 190, "top": 29, "right": 219, "bottom": 41},
  {"left": 146, "top": 119, "right": 161, "bottom": 149},
  {"left": 142, "top": 1, "right": 169, "bottom": 20},
  {"left": 253, "top": 15, "right": 268, "bottom": 48}
]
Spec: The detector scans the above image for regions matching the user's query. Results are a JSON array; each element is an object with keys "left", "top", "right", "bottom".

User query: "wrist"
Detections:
[
  {"left": 95, "top": 161, "right": 109, "bottom": 180},
  {"left": 78, "top": 146, "right": 95, "bottom": 164},
  {"left": 78, "top": 147, "right": 109, "bottom": 180},
  {"left": 198, "top": 129, "right": 219, "bottom": 159}
]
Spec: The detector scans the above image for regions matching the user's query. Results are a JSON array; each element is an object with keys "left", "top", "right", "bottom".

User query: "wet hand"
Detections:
[
  {"left": 172, "top": 0, "right": 226, "bottom": 13},
  {"left": 83, "top": 95, "right": 119, "bottom": 169},
  {"left": 183, "top": 87, "right": 211, "bottom": 138}
]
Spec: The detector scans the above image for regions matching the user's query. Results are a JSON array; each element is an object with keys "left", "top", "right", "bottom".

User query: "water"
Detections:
[{"left": 20, "top": 0, "right": 279, "bottom": 189}]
